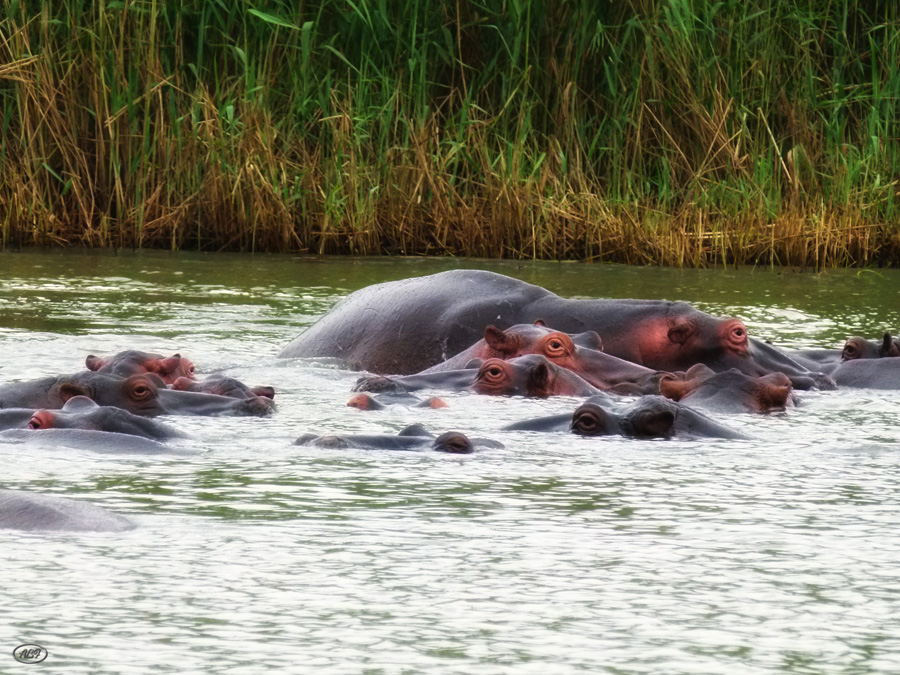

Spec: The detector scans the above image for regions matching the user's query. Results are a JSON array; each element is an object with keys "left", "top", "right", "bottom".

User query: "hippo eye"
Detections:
[
  {"left": 188, "top": 364, "right": 195, "bottom": 374},
  {"left": 27, "top": 416, "right": 44, "bottom": 430},
  {"left": 482, "top": 365, "right": 504, "bottom": 381},
  {"left": 842, "top": 342, "right": 860, "bottom": 359},
  {"left": 131, "top": 384, "right": 153, "bottom": 400},
  {"left": 543, "top": 336, "right": 569, "bottom": 357},
  {"left": 731, "top": 326, "right": 746, "bottom": 340}
]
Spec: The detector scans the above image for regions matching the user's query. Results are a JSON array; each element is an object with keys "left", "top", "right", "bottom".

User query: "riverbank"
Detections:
[{"left": 1, "top": 1, "right": 898, "bottom": 266}]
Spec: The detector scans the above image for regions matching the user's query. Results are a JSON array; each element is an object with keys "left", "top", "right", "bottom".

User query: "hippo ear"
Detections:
[
  {"left": 157, "top": 355, "right": 183, "bottom": 376},
  {"left": 579, "top": 330, "right": 603, "bottom": 352},
  {"left": 533, "top": 319, "right": 546, "bottom": 327},
  {"left": 527, "top": 362, "right": 551, "bottom": 395},
  {"left": 58, "top": 382, "right": 90, "bottom": 403},
  {"left": 684, "top": 363, "right": 715, "bottom": 381},
  {"left": 61, "top": 396, "right": 100, "bottom": 412},
  {"left": 760, "top": 383, "right": 791, "bottom": 410},
  {"left": 658, "top": 374, "right": 690, "bottom": 401},
  {"left": 85, "top": 355, "right": 106, "bottom": 371},
  {"left": 484, "top": 325, "right": 519, "bottom": 355},
  {"left": 882, "top": 333, "right": 894, "bottom": 357},
  {"left": 631, "top": 410, "right": 675, "bottom": 438},
  {"left": 889, "top": 335, "right": 900, "bottom": 357},
  {"left": 398, "top": 424, "right": 432, "bottom": 438}
]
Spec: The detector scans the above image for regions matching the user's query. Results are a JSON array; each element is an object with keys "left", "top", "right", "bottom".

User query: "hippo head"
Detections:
[
  {"left": 56, "top": 373, "right": 166, "bottom": 417},
  {"left": 471, "top": 358, "right": 527, "bottom": 396},
  {"left": 482, "top": 323, "right": 603, "bottom": 363},
  {"left": 86, "top": 350, "right": 195, "bottom": 385},
  {"left": 471, "top": 356, "right": 595, "bottom": 398},
  {"left": 842, "top": 334, "right": 900, "bottom": 361}
]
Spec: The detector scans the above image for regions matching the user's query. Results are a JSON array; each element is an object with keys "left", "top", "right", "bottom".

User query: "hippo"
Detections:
[
  {"left": 0, "top": 396, "right": 184, "bottom": 440},
  {"left": 787, "top": 333, "right": 900, "bottom": 370},
  {"left": 346, "top": 393, "right": 449, "bottom": 410},
  {"left": 0, "top": 490, "right": 134, "bottom": 532},
  {"left": 420, "top": 323, "right": 665, "bottom": 395},
  {"left": 659, "top": 366, "right": 794, "bottom": 414},
  {"left": 293, "top": 424, "right": 503, "bottom": 453},
  {"left": 25, "top": 396, "right": 186, "bottom": 440},
  {"left": 0, "top": 372, "right": 275, "bottom": 417},
  {"left": 841, "top": 334, "right": 900, "bottom": 360},
  {"left": 85, "top": 350, "right": 195, "bottom": 385},
  {"left": 172, "top": 375, "right": 275, "bottom": 400},
  {"left": 353, "top": 355, "right": 600, "bottom": 398},
  {"left": 504, "top": 395, "right": 749, "bottom": 440},
  {"left": 278, "top": 269, "right": 830, "bottom": 389}
]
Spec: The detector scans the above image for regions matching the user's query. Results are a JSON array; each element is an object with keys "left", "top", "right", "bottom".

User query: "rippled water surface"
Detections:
[{"left": 2, "top": 250, "right": 900, "bottom": 674}]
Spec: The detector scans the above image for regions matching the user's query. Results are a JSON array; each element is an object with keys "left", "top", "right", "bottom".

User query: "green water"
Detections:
[{"left": 2, "top": 250, "right": 900, "bottom": 674}]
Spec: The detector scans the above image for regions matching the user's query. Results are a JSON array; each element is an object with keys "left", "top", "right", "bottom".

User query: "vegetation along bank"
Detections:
[{"left": 1, "top": 1, "right": 898, "bottom": 266}]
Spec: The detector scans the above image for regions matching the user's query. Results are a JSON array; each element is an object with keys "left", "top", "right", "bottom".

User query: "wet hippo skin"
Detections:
[{"left": 0, "top": 490, "right": 134, "bottom": 532}]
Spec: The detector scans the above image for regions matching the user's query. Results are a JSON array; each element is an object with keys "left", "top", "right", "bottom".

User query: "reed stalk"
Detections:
[{"left": 0, "top": 0, "right": 897, "bottom": 266}]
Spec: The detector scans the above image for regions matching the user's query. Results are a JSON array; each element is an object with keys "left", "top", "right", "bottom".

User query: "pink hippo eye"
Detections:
[
  {"left": 542, "top": 335, "right": 570, "bottom": 358},
  {"left": 479, "top": 362, "right": 507, "bottom": 383}
]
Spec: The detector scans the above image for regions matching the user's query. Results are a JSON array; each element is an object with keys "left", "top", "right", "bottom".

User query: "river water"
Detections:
[{"left": 2, "top": 250, "right": 900, "bottom": 674}]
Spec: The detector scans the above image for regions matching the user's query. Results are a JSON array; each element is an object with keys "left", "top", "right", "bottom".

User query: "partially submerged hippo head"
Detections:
[
  {"left": 85, "top": 350, "right": 195, "bottom": 385},
  {"left": 472, "top": 355, "right": 597, "bottom": 397},
  {"left": 841, "top": 333, "right": 900, "bottom": 361},
  {"left": 26, "top": 396, "right": 184, "bottom": 440}
]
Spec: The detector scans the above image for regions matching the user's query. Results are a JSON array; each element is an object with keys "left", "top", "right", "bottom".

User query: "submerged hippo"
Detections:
[
  {"left": 278, "top": 270, "right": 827, "bottom": 388},
  {"left": 0, "top": 372, "right": 275, "bottom": 417},
  {"left": 172, "top": 375, "right": 275, "bottom": 400},
  {"left": 0, "top": 396, "right": 184, "bottom": 440},
  {"left": 347, "top": 393, "right": 449, "bottom": 410},
  {"left": 504, "top": 395, "right": 749, "bottom": 440},
  {"left": 294, "top": 424, "right": 503, "bottom": 453},
  {"left": 787, "top": 333, "right": 900, "bottom": 370},
  {"left": 0, "top": 490, "right": 134, "bottom": 532},
  {"left": 86, "top": 350, "right": 195, "bottom": 385},
  {"left": 659, "top": 366, "right": 794, "bottom": 414},
  {"left": 353, "top": 354, "right": 600, "bottom": 398}
]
